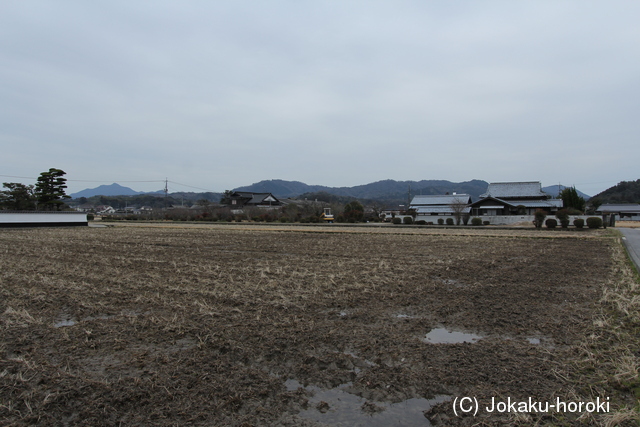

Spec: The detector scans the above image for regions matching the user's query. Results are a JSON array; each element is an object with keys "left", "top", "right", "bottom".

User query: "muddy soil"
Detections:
[{"left": 0, "top": 226, "right": 617, "bottom": 425}]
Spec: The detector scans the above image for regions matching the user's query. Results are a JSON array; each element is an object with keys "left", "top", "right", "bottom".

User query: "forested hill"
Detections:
[
  {"left": 233, "top": 179, "right": 489, "bottom": 201},
  {"left": 592, "top": 180, "right": 640, "bottom": 203}
]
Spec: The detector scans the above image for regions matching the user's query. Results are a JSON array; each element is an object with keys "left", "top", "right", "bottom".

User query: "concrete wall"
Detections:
[
  {"left": 0, "top": 212, "right": 88, "bottom": 227},
  {"left": 412, "top": 214, "right": 599, "bottom": 226},
  {"left": 413, "top": 214, "right": 531, "bottom": 225},
  {"left": 470, "top": 215, "right": 596, "bottom": 226}
]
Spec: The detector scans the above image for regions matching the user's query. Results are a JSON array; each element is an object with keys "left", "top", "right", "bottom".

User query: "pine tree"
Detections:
[
  {"left": 34, "top": 168, "right": 71, "bottom": 210},
  {"left": 0, "top": 183, "right": 36, "bottom": 210}
]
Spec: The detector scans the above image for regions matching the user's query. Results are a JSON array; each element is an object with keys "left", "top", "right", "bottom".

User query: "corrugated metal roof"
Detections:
[
  {"left": 508, "top": 199, "right": 563, "bottom": 208},
  {"left": 598, "top": 204, "right": 640, "bottom": 213},
  {"left": 480, "top": 182, "right": 547, "bottom": 199},
  {"left": 415, "top": 206, "right": 472, "bottom": 214},
  {"left": 410, "top": 194, "right": 471, "bottom": 206}
]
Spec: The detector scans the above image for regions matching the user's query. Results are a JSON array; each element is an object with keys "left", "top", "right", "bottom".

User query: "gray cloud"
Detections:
[{"left": 1, "top": 1, "right": 638, "bottom": 196}]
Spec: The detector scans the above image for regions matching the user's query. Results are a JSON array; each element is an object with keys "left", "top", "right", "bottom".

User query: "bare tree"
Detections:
[{"left": 449, "top": 197, "right": 469, "bottom": 225}]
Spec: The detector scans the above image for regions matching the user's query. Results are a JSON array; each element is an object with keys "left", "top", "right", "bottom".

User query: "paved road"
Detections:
[{"left": 619, "top": 227, "right": 640, "bottom": 272}]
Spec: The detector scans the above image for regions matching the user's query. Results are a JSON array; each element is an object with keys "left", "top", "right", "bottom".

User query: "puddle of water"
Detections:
[
  {"left": 285, "top": 378, "right": 305, "bottom": 391},
  {"left": 424, "top": 328, "right": 483, "bottom": 344},
  {"left": 287, "top": 379, "right": 449, "bottom": 426},
  {"left": 54, "top": 319, "right": 76, "bottom": 328}
]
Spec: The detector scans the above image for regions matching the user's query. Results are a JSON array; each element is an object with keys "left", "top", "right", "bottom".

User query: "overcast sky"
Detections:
[{"left": 1, "top": 1, "right": 638, "bottom": 196}]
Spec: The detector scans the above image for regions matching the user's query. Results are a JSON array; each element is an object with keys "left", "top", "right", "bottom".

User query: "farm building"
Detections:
[
  {"left": 597, "top": 203, "right": 640, "bottom": 221},
  {"left": 0, "top": 211, "right": 88, "bottom": 227},
  {"left": 469, "top": 182, "right": 562, "bottom": 216},
  {"left": 409, "top": 194, "right": 472, "bottom": 217}
]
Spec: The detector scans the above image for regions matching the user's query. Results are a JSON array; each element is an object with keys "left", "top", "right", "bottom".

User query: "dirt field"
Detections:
[
  {"left": 0, "top": 224, "right": 637, "bottom": 426},
  {"left": 617, "top": 221, "right": 640, "bottom": 228}
]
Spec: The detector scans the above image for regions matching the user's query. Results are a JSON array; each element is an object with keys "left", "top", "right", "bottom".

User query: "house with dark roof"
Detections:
[
  {"left": 228, "top": 192, "right": 281, "bottom": 208},
  {"left": 469, "top": 182, "right": 562, "bottom": 216},
  {"left": 409, "top": 194, "right": 472, "bottom": 216}
]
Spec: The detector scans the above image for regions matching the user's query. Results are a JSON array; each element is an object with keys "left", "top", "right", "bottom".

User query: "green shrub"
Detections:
[
  {"left": 86, "top": 213, "right": 94, "bottom": 221},
  {"left": 415, "top": 220, "right": 426, "bottom": 225},
  {"left": 392, "top": 217, "right": 402, "bottom": 224},
  {"left": 446, "top": 218, "right": 454, "bottom": 225},
  {"left": 573, "top": 218, "right": 585, "bottom": 229},
  {"left": 483, "top": 221, "right": 490, "bottom": 226},
  {"left": 534, "top": 209, "right": 547, "bottom": 228},
  {"left": 471, "top": 217, "right": 483, "bottom": 226},
  {"left": 545, "top": 218, "right": 558, "bottom": 228},
  {"left": 586, "top": 217, "right": 603, "bottom": 229},
  {"left": 403, "top": 216, "right": 413, "bottom": 224},
  {"left": 555, "top": 209, "right": 570, "bottom": 228},
  {"left": 427, "top": 221, "right": 434, "bottom": 225},
  {"left": 437, "top": 218, "right": 444, "bottom": 225}
]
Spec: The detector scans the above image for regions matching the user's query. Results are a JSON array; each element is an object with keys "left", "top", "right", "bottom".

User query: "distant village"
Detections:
[
  {"left": 2, "top": 172, "right": 639, "bottom": 227},
  {"left": 73, "top": 180, "right": 640, "bottom": 225}
]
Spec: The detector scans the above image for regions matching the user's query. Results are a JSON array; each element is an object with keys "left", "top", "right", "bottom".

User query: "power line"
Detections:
[
  {"left": 1, "top": 174, "right": 222, "bottom": 194},
  {"left": 0, "top": 174, "right": 165, "bottom": 184},
  {"left": 0, "top": 174, "right": 40, "bottom": 180},
  {"left": 168, "top": 181, "right": 218, "bottom": 192}
]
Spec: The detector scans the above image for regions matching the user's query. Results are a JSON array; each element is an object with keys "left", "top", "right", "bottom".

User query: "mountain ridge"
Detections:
[
  {"left": 233, "top": 179, "right": 491, "bottom": 201},
  {"left": 70, "top": 183, "right": 144, "bottom": 198},
  {"left": 70, "top": 179, "right": 595, "bottom": 204}
]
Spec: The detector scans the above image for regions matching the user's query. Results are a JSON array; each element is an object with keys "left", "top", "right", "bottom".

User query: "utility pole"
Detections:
[{"left": 164, "top": 178, "right": 168, "bottom": 210}]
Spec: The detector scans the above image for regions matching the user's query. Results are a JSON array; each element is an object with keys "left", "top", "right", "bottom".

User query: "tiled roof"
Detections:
[
  {"left": 480, "top": 182, "right": 547, "bottom": 199},
  {"left": 231, "top": 192, "right": 280, "bottom": 205},
  {"left": 470, "top": 197, "right": 562, "bottom": 208}
]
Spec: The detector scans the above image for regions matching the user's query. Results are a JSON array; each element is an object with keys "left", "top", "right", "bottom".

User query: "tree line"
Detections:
[{"left": 0, "top": 169, "right": 71, "bottom": 211}]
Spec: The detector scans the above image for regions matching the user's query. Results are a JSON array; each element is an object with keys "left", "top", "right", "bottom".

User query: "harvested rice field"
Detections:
[{"left": 1, "top": 224, "right": 638, "bottom": 426}]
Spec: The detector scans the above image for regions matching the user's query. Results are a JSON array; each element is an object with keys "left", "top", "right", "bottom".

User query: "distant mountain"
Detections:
[
  {"left": 234, "top": 179, "right": 490, "bottom": 203},
  {"left": 71, "top": 179, "right": 596, "bottom": 205},
  {"left": 70, "top": 183, "right": 142, "bottom": 198},
  {"left": 542, "top": 185, "right": 591, "bottom": 200},
  {"left": 233, "top": 180, "right": 329, "bottom": 197},
  {"left": 591, "top": 179, "right": 640, "bottom": 203}
]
